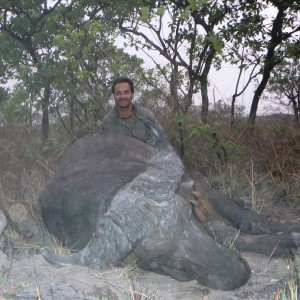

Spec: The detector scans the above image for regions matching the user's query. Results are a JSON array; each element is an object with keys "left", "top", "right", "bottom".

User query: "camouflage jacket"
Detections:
[{"left": 99, "top": 104, "right": 165, "bottom": 145}]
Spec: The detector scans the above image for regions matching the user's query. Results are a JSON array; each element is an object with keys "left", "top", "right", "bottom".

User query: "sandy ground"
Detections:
[
  {"left": 0, "top": 248, "right": 292, "bottom": 300},
  {"left": 0, "top": 200, "right": 297, "bottom": 300}
]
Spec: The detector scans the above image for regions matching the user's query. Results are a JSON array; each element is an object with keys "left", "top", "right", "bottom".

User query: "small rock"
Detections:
[
  {"left": 8, "top": 203, "right": 29, "bottom": 223},
  {"left": 0, "top": 209, "right": 7, "bottom": 235}
]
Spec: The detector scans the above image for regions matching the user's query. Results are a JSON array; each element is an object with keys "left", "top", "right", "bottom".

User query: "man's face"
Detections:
[{"left": 113, "top": 82, "right": 134, "bottom": 108}]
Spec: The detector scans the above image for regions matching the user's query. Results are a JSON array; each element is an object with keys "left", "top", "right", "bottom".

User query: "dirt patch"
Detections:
[{"left": 0, "top": 249, "right": 291, "bottom": 300}]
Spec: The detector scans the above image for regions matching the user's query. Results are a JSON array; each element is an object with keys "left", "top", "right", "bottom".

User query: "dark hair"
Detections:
[{"left": 112, "top": 77, "right": 134, "bottom": 94}]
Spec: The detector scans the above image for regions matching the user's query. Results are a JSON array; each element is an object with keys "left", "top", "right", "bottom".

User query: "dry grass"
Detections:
[
  {"left": 0, "top": 117, "right": 299, "bottom": 299},
  {"left": 1, "top": 118, "right": 299, "bottom": 227},
  {"left": 0, "top": 126, "right": 73, "bottom": 257},
  {"left": 277, "top": 250, "right": 300, "bottom": 300},
  {"left": 172, "top": 117, "right": 300, "bottom": 220}
]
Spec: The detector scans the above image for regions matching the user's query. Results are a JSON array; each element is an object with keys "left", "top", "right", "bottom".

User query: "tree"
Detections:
[
  {"left": 223, "top": 0, "right": 300, "bottom": 130},
  {"left": 267, "top": 57, "right": 300, "bottom": 126},
  {"left": 0, "top": 0, "right": 69, "bottom": 140},
  {"left": 249, "top": 1, "right": 300, "bottom": 129},
  {"left": 51, "top": 16, "right": 147, "bottom": 134},
  {"left": 223, "top": 46, "right": 261, "bottom": 129}
]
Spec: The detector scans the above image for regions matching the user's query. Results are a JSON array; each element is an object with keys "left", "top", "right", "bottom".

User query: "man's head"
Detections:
[
  {"left": 112, "top": 77, "right": 134, "bottom": 94},
  {"left": 112, "top": 77, "right": 135, "bottom": 111}
]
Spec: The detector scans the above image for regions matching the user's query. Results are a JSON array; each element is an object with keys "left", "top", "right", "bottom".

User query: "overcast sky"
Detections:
[{"left": 123, "top": 44, "right": 290, "bottom": 116}]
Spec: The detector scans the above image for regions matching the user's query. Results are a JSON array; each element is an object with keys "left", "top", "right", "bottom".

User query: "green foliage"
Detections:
[
  {"left": 206, "top": 33, "right": 224, "bottom": 52},
  {"left": 0, "top": 87, "right": 9, "bottom": 106},
  {"left": 286, "top": 41, "right": 300, "bottom": 58},
  {"left": 266, "top": 57, "right": 300, "bottom": 125},
  {"left": 188, "top": 122, "right": 246, "bottom": 167},
  {"left": 0, "top": 32, "right": 23, "bottom": 82},
  {"left": 187, "top": 0, "right": 211, "bottom": 12},
  {"left": 1, "top": 85, "right": 32, "bottom": 126},
  {"left": 139, "top": 6, "right": 151, "bottom": 22},
  {"left": 189, "top": 123, "right": 214, "bottom": 138},
  {"left": 156, "top": 6, "right": 166, "bottom": 16}
]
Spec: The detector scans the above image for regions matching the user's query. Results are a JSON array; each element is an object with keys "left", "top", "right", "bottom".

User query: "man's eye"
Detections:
[{"left": 116, "top": 91, "right": 131, "bottom": 95}]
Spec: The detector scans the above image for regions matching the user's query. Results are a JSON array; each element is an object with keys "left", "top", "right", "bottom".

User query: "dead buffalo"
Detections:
[{"left": 40, "top": 132, "right": 300, "bottom": 291}]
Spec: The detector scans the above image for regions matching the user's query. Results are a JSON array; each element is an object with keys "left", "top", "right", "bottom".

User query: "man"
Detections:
[{"left": 100, "top": 77, "right": 166, "bottom": 146}]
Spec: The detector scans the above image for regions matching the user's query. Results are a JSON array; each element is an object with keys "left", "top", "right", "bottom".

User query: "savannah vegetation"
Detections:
[{"left": 0, "top": 0, "right": 300, "bottom": 299}]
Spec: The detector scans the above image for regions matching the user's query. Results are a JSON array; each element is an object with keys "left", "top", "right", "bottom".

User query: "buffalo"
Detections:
[{"left": 40, "top": 132, "right": 300, "bottom": 291}]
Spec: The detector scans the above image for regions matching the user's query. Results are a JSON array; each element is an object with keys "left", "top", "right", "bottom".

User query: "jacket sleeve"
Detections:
[
  {"left": 137, "top": 107, "right": 169, "bottom": 149},
  {"left": 98, "top": 116, "right": 109, "bottom": 133}
]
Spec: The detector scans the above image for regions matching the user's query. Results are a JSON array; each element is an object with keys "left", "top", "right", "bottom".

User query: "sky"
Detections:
[{"left": 123, "top": 45, "right": 290, "bottom": 116}]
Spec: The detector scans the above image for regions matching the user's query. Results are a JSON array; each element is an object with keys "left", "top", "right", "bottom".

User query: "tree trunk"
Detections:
[
  {"left": 170, "top": 65, "right": 185, "bottom": 159},
  {"left": 292, "top": 98, "right": 299, "bottom": 127},
  {"left": 200, "top": 76, "right": 209, "bottom": 124},
  {"left": 297, "top": 96, "right": 300, "bottom": 127},
  {"left": 248, "top": 72, "right": 271, "bottom": 130},
  {"left": 248, "top": 7, "right": 285, "bottom": 131},
  {"left": 230, "top": 94, "right": 236, "bottom": 129},
  {"left": 199, "top": 48, "right": 215, "bottom": 124},
  {"left": 69, "top": 96, "right": 75, "bottom": 132},
  {"left": 42, "top": 79, "right": 51, "bottom": 142}
]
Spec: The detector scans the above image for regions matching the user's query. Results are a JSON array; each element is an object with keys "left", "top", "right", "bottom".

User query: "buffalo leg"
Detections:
[
  {"left": 179, "top": 179, "right": 300, "bottom": 235},
  {"left": 206, "top": 220, "right": 300, "bottom": 257}
]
